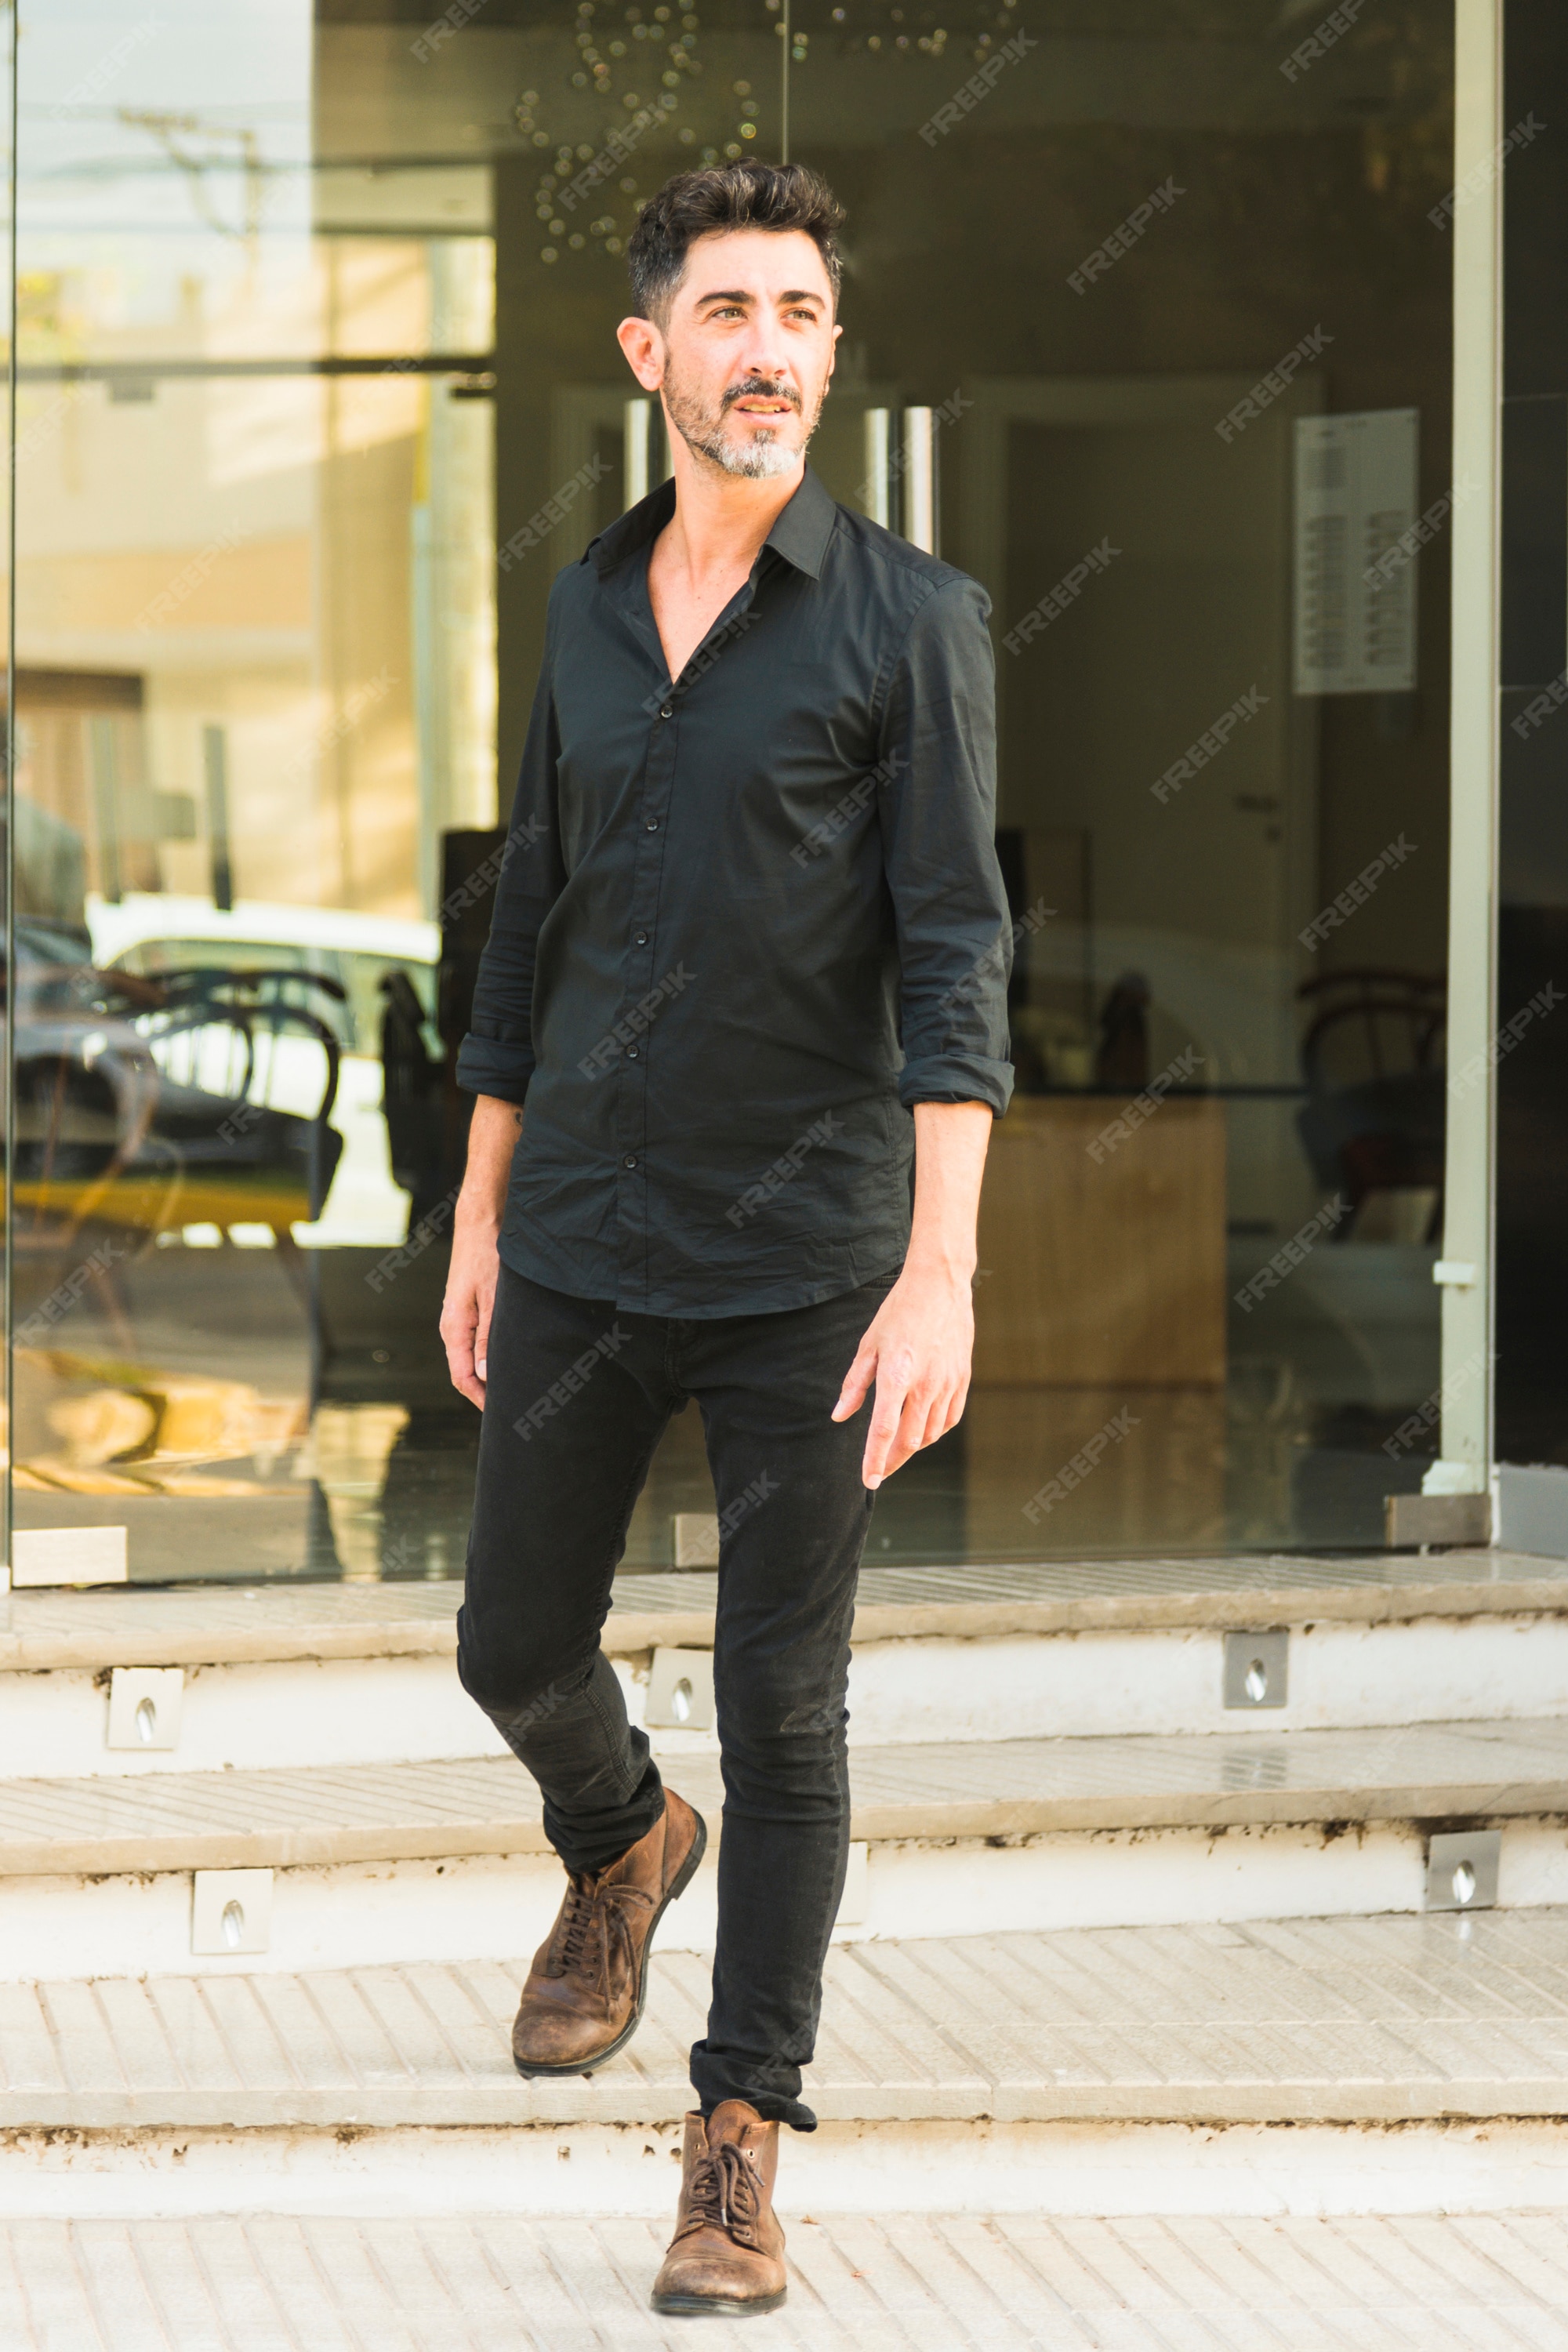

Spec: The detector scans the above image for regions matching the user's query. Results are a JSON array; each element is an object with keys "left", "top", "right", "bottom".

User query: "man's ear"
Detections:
[{"left": 617, "top": 314, "right": 665, "bottom": 390}]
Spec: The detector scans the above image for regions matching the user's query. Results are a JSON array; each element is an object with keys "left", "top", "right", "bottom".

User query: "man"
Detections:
[{"left": 442, "top": 160, "right": 1011, "bottom": 2318}]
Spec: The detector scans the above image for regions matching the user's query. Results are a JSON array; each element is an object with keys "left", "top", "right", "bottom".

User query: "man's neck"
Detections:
[{"left": 656, "top": 432, "right": 805, "bottom": 588}]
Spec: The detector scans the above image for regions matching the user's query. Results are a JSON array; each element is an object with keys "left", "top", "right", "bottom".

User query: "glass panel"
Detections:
[
  {"left": 5, "top": 0, "right": 1456, "bottom": 1582},
  {"left": 789, "top": 0, "right": 1454, "bottom": 1559},
  {"left": 1497, "top": 0, "right": 1567, "bottom": 1482},
  {"left": 10, "top": 0, "right": 489, "bottom": 1579}
]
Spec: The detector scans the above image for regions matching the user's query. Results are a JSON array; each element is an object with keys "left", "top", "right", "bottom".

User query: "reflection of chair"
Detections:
[
  {"left": 10, "top": 926, "right": 168, "bottom": 1247},
  {"left": 131, "top": 968, "right": 345, "bottom": 1236},
  {"left": 1296, "top": 969, "right": 1445, "bottom": 1228},
  {"left": 12, "top": 950, "right": 345, "bottom": 1252}
]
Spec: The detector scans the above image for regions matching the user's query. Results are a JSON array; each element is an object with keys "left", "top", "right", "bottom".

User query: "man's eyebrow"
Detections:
[{"left": 692, "top": 285, "right": 826, "bottom": 309}]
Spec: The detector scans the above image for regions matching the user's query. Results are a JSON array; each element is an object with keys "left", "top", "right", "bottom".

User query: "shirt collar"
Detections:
[{"left": 586, "top": 461, "right": 837, "bottom": 583}]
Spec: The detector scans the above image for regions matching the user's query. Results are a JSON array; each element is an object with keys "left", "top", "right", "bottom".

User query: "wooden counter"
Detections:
[{"left": 973, "top": 1094, "right": 1227, "bottom": 1387}]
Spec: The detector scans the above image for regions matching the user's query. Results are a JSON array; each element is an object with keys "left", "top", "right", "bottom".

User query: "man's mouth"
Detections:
[{"left": 730, "top": 393, "right": 796, "bottom": 416}]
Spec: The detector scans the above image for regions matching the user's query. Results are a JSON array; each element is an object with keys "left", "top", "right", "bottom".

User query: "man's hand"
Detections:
[
  {"left": 831, "top": 1258, "right": 975, "bottom": 1486},
  {"left": 441, "top": 1218, "right": 500, "bottom": 1408},
  {"left": 439, "top": 1094, "right": 522, "bottom": 1408},
  {"left": 830, "top": 1098, "right": 993, "bottom": 1488}
]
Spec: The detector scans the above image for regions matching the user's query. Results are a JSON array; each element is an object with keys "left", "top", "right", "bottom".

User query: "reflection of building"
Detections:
[{"left": 15, "top": 240, "right": 495, "bottom": 923}]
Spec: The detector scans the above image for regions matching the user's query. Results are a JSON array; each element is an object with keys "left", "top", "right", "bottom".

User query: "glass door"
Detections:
[{"left": 786, "top": 0, "right": 1456, "bottom": 1559}]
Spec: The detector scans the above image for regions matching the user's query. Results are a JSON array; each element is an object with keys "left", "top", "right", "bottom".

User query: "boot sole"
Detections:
[
  {"left": 513, "top": 1804, "right": 709, "bottom": 2079},
  {"left": 649, "top": 2288, "right": 788, "bottom": 2318}
]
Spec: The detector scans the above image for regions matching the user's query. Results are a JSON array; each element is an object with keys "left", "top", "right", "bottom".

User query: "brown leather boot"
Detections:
[
  {"left": 650, "top": 2101, "right": 788, "bottom": 2317},
  {"left": 511, "top": 1788, "right": 706, "bottom": 2077}
]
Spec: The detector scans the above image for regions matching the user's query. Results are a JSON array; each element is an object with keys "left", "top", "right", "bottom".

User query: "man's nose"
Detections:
[{"left": 737, "top": 332, "right": 795, "bottom": 387}]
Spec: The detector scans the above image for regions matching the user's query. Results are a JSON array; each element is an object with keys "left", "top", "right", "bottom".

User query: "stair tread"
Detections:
[
  {"left": 9, "top": 1911, "right": 1568, "bottom": 2126},
  {"left": 5, "top": 1547, "right": 1566, "bottom": 1671},
  {"left": 7, "top": 2209, "right": 1568, "bottom": 2347},
  {"left": 5, "top": 1714, "right": 1568, "bottom": 1873}
]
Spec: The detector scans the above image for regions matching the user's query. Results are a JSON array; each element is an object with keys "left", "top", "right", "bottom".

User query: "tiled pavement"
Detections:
[
  {"left": 13, "top": 1912, "right": 1568, "bottom": 2129},
  {"left": 7, "top": 2210, "right": 1568, "bottom": 2348},
  {"left": 7, "top": 1714, "right": 1568, "bottom": 1876}
]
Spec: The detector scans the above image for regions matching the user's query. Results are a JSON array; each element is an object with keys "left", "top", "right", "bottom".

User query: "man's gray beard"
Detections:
[{"left": 663, "top": 376, "right": 821, "bottom": 480}]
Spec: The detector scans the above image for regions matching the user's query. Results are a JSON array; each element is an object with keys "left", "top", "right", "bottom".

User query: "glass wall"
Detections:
[{"left": 4, "top": 0, "right": 1456, "bottom": 1581}]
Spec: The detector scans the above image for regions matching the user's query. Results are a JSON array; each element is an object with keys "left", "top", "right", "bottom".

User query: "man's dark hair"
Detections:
[{"left": 627, "top": 162, "right": 845, "bottom": 325}]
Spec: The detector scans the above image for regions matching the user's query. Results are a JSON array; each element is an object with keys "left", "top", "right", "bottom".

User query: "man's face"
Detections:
[{"left": 639, "top": 227, "right": 839, "bottom": 481}]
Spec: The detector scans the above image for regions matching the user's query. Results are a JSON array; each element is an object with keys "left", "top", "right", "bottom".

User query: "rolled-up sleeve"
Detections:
[
  {"left": 877, "top": 574, "right": 1014, "bottom": 1116},
  {"left": 455, "top": 611, "right": 568, "bottom": 1105}
]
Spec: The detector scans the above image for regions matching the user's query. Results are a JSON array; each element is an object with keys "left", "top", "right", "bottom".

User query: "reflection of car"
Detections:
[{"left": 89, "top": 895, "right": 441, "bottom": 1245}]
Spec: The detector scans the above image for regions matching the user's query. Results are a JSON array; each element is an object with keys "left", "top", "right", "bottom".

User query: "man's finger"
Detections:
[
  {"left": 920, "top": 1386, "right": 960, "bottom": 1451},
  {"left": 861, "top": 1370, "right": 912, "bottom": 1486},
  {"left": 832, "top": 1338, "right": 879, "bottom": 1421},
  {"left": 441, "top": 1308, "right": 485, "bottom": 1410},
  {"left": 884, "top": 1390, "right": 939, "bottom": 1479}
]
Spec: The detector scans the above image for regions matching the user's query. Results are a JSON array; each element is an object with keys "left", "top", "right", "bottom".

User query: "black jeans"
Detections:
[{"left": 456, "top": 1261, "right": 895, "bottom": 2132}]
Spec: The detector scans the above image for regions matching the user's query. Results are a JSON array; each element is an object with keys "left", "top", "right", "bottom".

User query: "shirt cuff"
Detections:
[
  {"left": 898, "top": 1053, "right": 1014, "bottom": 1116},
  {"left": 455, "top": 1030, "right": 535, "bottom": 1104}
]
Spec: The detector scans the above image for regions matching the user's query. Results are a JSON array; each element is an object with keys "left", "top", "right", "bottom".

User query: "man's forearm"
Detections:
[
  {"left": 458, "top": 1093, "right": 524, "bottom": 1231},
  {"left": 906, "top": 1100, "right": 993, "bottom": 1279}
]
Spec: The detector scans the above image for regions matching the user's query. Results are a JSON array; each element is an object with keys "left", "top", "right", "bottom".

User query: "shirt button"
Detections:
[
  {"left": 634, "top": 931, "right": 648, "bottom": 945},
  {"left": 626, "top": 1044, "right": 640, "bottom": 1058},
  {"left": 645, "top": 818, "right": 659, "bottom": 831},
  {"left": 622, "top": 1153, "right": 638, "bottom": 1170},
  {"left": 659, "top": 703, "right": 673, "bottom": 720}
]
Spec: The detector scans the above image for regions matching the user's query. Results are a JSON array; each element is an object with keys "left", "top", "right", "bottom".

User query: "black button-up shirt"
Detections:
[{"left": 456, "top": 463, "right": 1014, "bottom": 1319}]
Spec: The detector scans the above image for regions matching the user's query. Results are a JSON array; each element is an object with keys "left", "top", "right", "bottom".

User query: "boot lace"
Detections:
[
  {"left": 546, "top": 1871, "right": 654, "bottom": 2002},
  {"left": 678, "top": 2140, "right": 764, "bottom": 2249}
]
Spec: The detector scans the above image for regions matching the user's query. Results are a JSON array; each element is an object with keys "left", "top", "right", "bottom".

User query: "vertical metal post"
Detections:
[
  {"left": 623, "top": 396, "right": 651, "bottom": 510},
  {"left": 781, "top": 0, "right": 790, "bottom": 165},
  {"left": 1428, "top": 0, "right": 1503, "bottom": 1499},
  {"left": 863, "top": 408, "right": 891, "bottom": 527},
  {"left": 902, "top": 406, "right": 936, "bottom": 554},
  {"left": 203, "top": 723, "right": 234, "bottom": 913}
]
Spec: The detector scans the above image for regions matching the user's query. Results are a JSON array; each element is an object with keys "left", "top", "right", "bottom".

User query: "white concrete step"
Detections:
[
  {"left": 6, "top": 1715, "right": 1568, "bottom": 1873},
  {"left": 9, "top": 1911, "right": 1568, "bottom": 2134},
  {"left": 14, "top": 1915, "right": 1568, "bottom": 2300},
  {"left": 9, "top": 2209, "right": 1568, "bottom": 2347},
  {"left": 6, "top": 1549, "right": 1568, "bottom": 1779},
  {"left": 6, "top": 1718, "right": 1568, "bottom": 1978}
]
